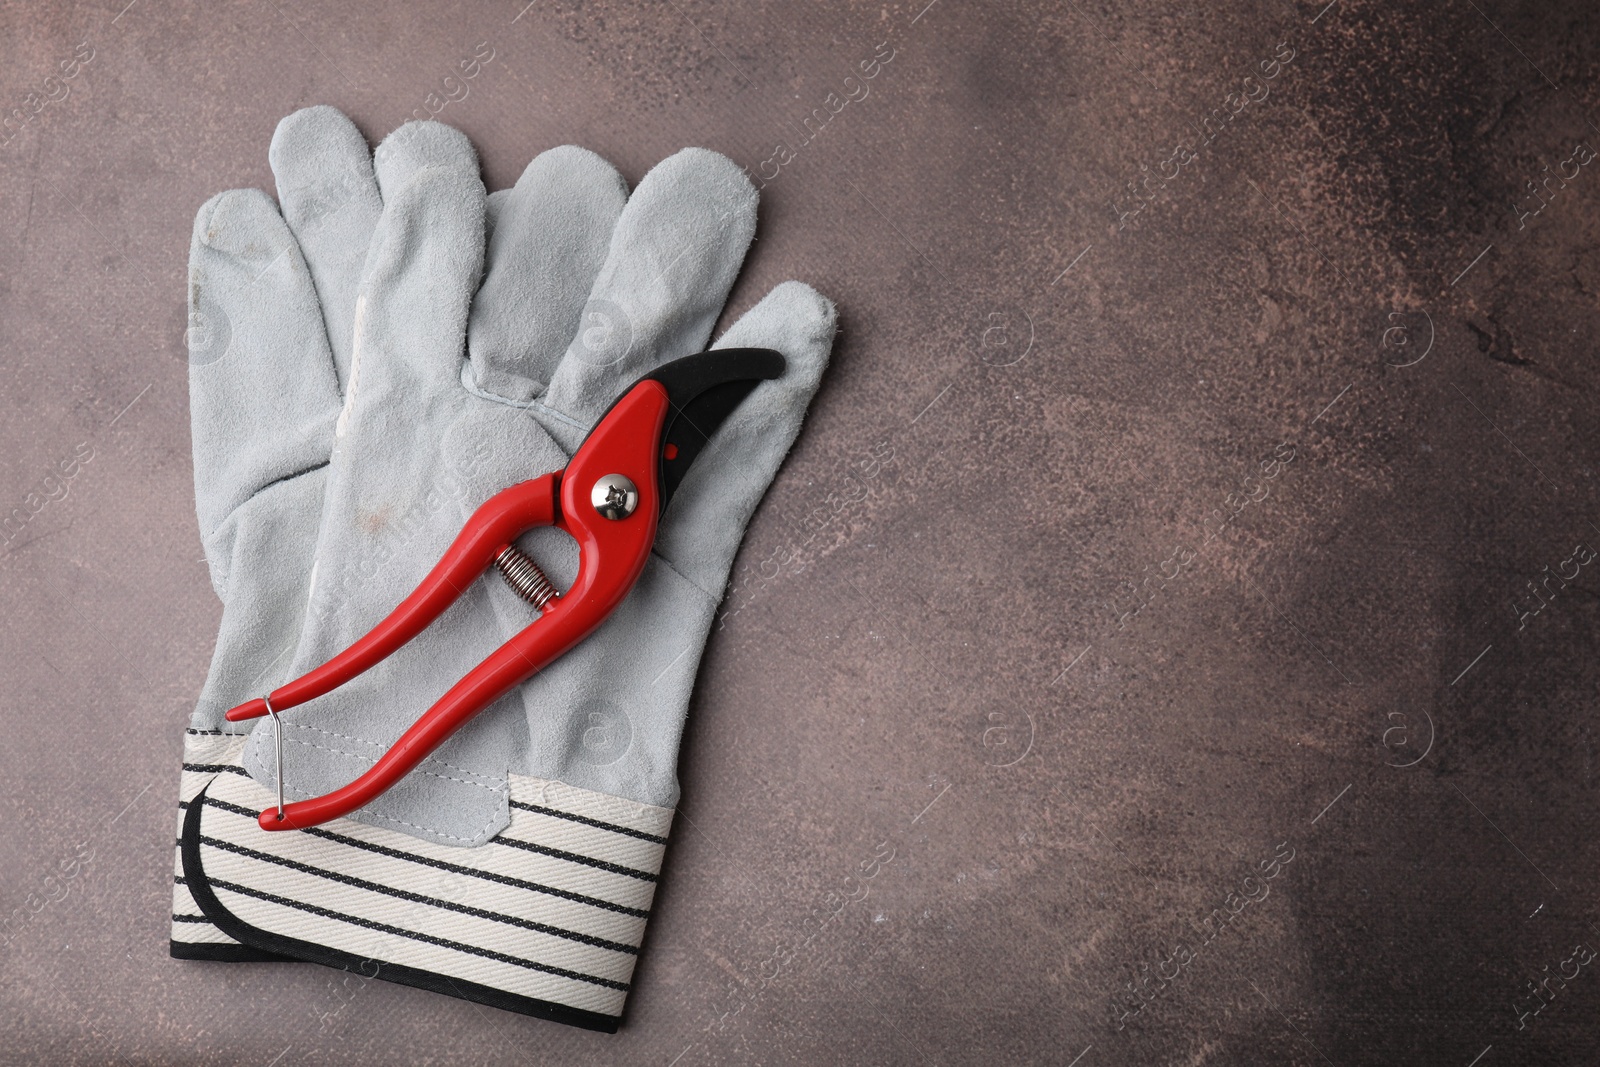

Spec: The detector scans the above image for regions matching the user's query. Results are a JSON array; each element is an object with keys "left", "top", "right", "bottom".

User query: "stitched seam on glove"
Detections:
[
  {"left": 650, "top": 549, "right": 721, "bottom": 603},
  {"left": 282, "top": 720, "right": 505, "bottom": 788},
  {"left": 281, "top": 735, "right": 505, "bottom": 797},
  {"left": 458, "top": 360, "right": 586, "bottom": 429},
  {"left": 275, "top": 770, "right": 502, "bottom": 846}
]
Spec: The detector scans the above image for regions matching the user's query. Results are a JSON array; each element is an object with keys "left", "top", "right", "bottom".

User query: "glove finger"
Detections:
[
  {"left": 541, "top": 148, "right": 757, "bottom": 434},
  {"left": 372, "top": 120, "right": 479, "bottom": 204},
  {"left": 335, "top": 123, "right": 485, "bottom": 438},
  {"left": 467, "top": 146, "right": 628, "bottom": 404},
  {"left": 652, "top": 280, "right": 837, "bottom": 593},
  {"left": 269, "top": 106, "right": 383, "bottom": 391},
  {"left": 189, "top": 188, "right": 341, "bottom": 539}
]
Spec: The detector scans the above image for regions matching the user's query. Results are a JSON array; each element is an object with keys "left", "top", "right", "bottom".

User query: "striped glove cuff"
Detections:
[{"left": 170, "top": 731, "right": 671, "bottom": 1031}]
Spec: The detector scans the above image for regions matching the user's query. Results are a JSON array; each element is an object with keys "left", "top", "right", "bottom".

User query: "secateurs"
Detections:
[{"left": 224, "top": 348, "right": 785, "bottom": 832}]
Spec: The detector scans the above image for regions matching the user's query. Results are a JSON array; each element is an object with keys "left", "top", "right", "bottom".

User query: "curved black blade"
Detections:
[{"left": 643, "top": 348, "right": 785, "bottom": 512}]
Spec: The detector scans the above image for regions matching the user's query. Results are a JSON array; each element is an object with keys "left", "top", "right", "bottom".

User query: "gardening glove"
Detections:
[
  {"left": 172, "top": 107, "right": 628, "bottom": 963},
  {"left": 176, "top": 111, "right": 836, "bottom": 1031},
  {"left": 171, "top": 106, "right": 380, "bottom": 962}
]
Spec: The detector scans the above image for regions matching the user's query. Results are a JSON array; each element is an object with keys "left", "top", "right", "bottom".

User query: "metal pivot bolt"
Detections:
[{"left": 591, "top": 474, "right": 639, "bottom": 520}]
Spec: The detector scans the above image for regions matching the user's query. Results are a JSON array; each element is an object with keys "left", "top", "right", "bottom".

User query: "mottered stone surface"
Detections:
[{"left": 1, "top": 1, "right": 1599, "bottom": 1063}]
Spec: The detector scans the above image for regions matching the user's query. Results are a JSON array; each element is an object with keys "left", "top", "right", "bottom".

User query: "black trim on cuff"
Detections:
[
  {"left": 180, "top": 783, "right": 621, "bottom": 1034},
  {"left": 170, "top": 940, "right": 299, "bottom": 963}
]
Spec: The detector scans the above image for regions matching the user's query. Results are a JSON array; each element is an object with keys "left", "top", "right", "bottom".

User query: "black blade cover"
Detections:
[{"left": 643, "top": 348, "right": 785, "bottom": 512}]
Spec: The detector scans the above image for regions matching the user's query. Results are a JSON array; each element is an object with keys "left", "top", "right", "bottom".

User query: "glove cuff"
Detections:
[
  {"left": 171, "top": 730, "right": 293, "bottom": 961},
  {"left": 172, "top": 731, "right": 673, "bottom": 1031}
]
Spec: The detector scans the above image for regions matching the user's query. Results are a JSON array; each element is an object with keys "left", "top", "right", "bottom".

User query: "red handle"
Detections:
[
  {"left": 226, "top": 473, "right": 560, "bottom": 724},
  {"left": 225, "top": 380, "right": 670, "bottom": 831}
]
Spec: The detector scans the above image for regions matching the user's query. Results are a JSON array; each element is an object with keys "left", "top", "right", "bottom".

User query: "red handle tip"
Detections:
[{"left": 226, "top": 698, "right": 269, "bottom": 722}]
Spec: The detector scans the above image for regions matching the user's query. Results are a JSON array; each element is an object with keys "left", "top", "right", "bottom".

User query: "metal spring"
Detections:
[{"left": 495, "top": 545, "right": 558, "bottom": 611}]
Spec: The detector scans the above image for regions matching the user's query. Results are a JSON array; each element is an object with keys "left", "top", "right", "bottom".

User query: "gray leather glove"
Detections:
[
  {"left": 174, "top": 107, "right": 836, "bottom": 1031},
  {"left": 173, "top": 105, "right": 381, "bottom": 962}
]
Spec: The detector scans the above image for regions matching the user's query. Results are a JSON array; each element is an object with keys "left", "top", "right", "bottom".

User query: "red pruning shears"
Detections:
[{"left": 224, "top": 348, "right": 785, "bottom": 832}]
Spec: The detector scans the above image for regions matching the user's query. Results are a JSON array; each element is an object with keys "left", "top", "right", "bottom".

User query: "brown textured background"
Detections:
[{"left": 3, "top": 0, "right": 1600, "bottom": 1063}]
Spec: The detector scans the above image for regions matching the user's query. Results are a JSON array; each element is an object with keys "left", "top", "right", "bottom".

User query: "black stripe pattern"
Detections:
[
  {"left": 199, "top": 834, "right": 639, "bottom": 955},
  {"left": 200, "top": 794, "right": 652, "bottom": 918},
  {"left": 177, "top": 755, "right": 673, "bottom": 1025},
  {"left": 204, "top": 876, "right": 631, "bottom": 991},
  {"left": 510, "top": 800, "right": 670, "bottom": 844}
]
